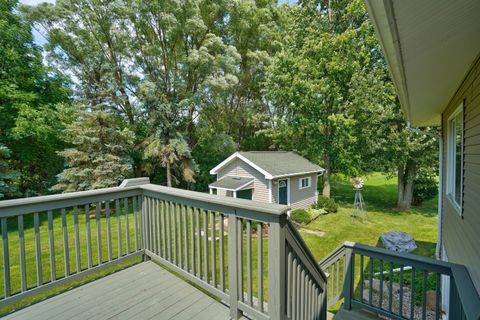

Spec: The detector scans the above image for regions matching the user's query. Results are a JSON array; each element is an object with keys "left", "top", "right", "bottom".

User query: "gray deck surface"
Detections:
[{"left": 4, "top": 261, "right": 231, "bottom": 320}]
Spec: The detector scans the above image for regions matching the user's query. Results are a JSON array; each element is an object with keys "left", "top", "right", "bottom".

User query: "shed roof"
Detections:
[
  {"left": 209, "top": 176, "right": 254, "bottom": 191},
  {"left": 210, "top": 151, "right": 324, "bottom": 179}
]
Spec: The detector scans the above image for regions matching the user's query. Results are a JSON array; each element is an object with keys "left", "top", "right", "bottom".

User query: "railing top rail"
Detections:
[
  {"left": 141, "top": 183, "right": 290, "bottom": 216},
  {"left": 344, "top": 242, "right": 454, "bottom": 274},
  {"left": 0, "top": 185, "right": 143, "bottom": 217},
  {"left": 451, "top": 264, "right": 480, "bottom": 320}
]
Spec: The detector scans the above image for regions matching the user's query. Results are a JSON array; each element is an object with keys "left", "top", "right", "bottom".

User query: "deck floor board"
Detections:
[{"left": 3, "top": 261, "right": 231, "bottom": 320}]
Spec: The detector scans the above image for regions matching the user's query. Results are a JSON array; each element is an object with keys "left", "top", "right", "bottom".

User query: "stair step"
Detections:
[{"left": 328, "top": 306, "right": 381, "bottom": 320}]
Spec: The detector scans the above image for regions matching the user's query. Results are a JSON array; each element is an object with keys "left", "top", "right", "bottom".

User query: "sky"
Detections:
[{"left": 20, "top": 0, "right": 55, "bottom": 46}]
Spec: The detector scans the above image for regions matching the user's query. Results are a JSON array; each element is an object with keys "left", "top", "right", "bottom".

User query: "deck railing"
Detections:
[
  {"left": 319, "top": 242, "right": 480, "bottom": 320},
  {"left": 0, "top": 179, "right": 328, "bottom": 320}
]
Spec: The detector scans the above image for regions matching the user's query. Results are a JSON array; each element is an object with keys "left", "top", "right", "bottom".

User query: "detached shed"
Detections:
[{"left": 209, "top": 151, "right": 324, "bottom": 210}]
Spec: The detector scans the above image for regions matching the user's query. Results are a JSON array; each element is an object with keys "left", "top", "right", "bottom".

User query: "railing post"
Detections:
[
  {"left": 228, "top": 213, "right": 242, "bottom": 319},
  {"left": 343, "top": 245, "right": 354, "bottom": 310},
  {"left": 268, "top": 215, "right": 287, "bottom": 320}
]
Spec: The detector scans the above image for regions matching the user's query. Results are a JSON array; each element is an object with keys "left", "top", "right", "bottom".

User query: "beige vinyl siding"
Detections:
[
  {"left": 441, "top": 53, "right": 480, "bottom": 294},
  {"left": 216, "top": 159, "right": 270, "bottom": 203},
  {"left": 272, "top": 174, "right": 318, "bottom": 210}
]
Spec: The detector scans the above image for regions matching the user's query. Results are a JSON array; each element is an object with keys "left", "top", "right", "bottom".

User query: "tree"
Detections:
[
  {"left": 0, "top": 144, "right": 18, "bottom": 199},
  {"left": 1, "top": 0, "right": 71, "bottom": 197},
  {"left": 265, "top": 0, "right": 373, "bottom": 197},
  {"left": 52, "top": 108, "right": 134, "bottom": 192}
]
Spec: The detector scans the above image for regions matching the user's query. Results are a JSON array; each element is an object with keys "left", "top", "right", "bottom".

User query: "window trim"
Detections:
[
  {"left": 446, "top": 103, "right": 464, "bottom": 215},
  {"left": 299, "top": 176, "right": 311, "bottom": 190}
]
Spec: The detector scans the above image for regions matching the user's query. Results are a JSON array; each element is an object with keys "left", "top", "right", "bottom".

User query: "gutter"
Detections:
[{"left": 406, "top": 123, "right": 443, "bottom": 260}]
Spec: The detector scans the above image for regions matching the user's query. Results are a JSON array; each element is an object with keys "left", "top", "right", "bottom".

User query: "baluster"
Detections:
[
  {"left": 211, "top": 211, "right": 216, "bottom": 287},
  {"left": 34, "top": 213, "right": 42, "bottom": 286},
  {"left": 336, "top": 259, "right": 340, "bottom": 299},
  {"left": 191, "top": 206, "right": 196, "bottom": 275},
  {"left": 155, "top": 199, "right": 163, "bottom": 257},
  {"left": 124, "top": 198, "right": 130, "bottom": 254},
  {"left": 61, "top": 208, "right": 70, "bottom": 274},
  {"left": 162, "top": 200, "right": 168, "bottom": 257},
  {"left": 410, "top": 267, "right": 416, "bottom": 319},
  {"left": 369, "top": 257, "right": 373, "bottom": 304},
  {"left": 105, "top": 202, "right": 112, "bottom": 261},
  {"left": 139, "top": 196, "right": 144, "bottom": 250},
  {"left": 204, "top": 210, "right": 209, "bottom": 283},
  {"left": 379, "top": 259, "right": 383, "bottom": 308},
  {"left": 237, "top": 218, "right": 243, "bottom": 302},
  {"left": 146, "top": 197, "right": 151, "bottom": 252},
  {"left": 292, "top": 256, "right": 297, "bottom": 319},
  {"left": 435, "top": 273, "right": 441, "bottom": 320},
  {"left": 133, "top": 196, "right": 138, "bottom": 252},
  {"left": 85, "top": 204, "right": 92, "bottom": 268},
  {"left": 287, "top": 249, "right": 293, "bottom": 318},
  {"left": 48, "top": 210, "right": 56, "bottom": 280},
  {"left": 399, "top": 265, "right": 404, "bottom": 317},
  {"left": 2, "top": 218, "right": 10, "bottom": 297},
  {"left": 116, "top": 199, "right": 122, "bottom": 256},
  {"left": 360, "top": 255, "right": 364, "bottom": 303},
  {"left": 220, "top": 213, "right": 225, "bottom": 291},
  {"left": 179, "top": 204, "right": 184, "bottom": 269},
  {"left": 388, "top": 262, "right": 394, "bottom": 313},
  {"left": 296, "top": 261, "right": 301, "bottom": 320},
  {"left": 422, "top": 270, "right": 428, "bottom": 320},
  {"left": 167, "top": 201, "right": 172, "bottom": 261},
  {"left": 95, "top": 203, "right": 102, "bottom": 265},
  {"left": 184, "top": 205, "right": 189, "bottom": 271},
  {"left": 257, "top": 222, "right": 263, "bottom": 311},
  {"left": 196, "top": 207, "right": 201, "bottom": 277},
  {"left": 227, "top": 214, "right": 241, "bottom": 319},
  {"left": 300, "top": 269, "right": 305, "bottom": 319},
  {"left": 246, "top": 220, "right": 252, "bottom": 306},
  {"left": 330, "top": 264, "right": 334, "bottom": 301},
  {"left": 74, "top": 206, "right": 81, "bottom": 272},
  {"left": 152, "top": 198, "right": 158, "bottom": 255},
  {"left": 18, "top": 215, "right": 27, "bottom": 292},
  {"left": 173, "top": 203, "right": 178, "bottom": 264}
]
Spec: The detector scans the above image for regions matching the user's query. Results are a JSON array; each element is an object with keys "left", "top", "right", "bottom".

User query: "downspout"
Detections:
[
  {"left": 435, "top": 136, "right": 443, "bottom": 260},
  {"left": 406, "top": 122, "right": 443, "bottom": 259}
]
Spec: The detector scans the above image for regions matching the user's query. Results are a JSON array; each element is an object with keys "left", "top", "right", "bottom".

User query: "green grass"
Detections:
[
  {"left": 301, "top": 173, "right": 438, "bottom": 312},
  {"left": 0, "top": 173, "right": 438, "bottom": 315}
]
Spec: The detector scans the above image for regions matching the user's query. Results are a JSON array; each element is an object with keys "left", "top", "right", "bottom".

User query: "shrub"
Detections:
[
  {"left": 413, "top": 168, "right": 438, "bottom": 205},
  {"left": 315, "top": 196, "right": 338, "bottom": 213},
  {"left": 290, "top": 209, "right": 311, "bottom": 224}
]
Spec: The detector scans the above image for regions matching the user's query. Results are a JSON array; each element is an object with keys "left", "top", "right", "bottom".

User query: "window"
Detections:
[
  {"left": 211, "top": 188, "right": 217, "bottom": 195},
  {"left": 447, "top": 105, "right": 463, "bottom": 213},
  {"left": 299, "top": 177, "right": 311, "bottom": 189}
]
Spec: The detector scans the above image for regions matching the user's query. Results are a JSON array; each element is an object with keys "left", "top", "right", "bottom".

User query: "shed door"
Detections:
[{"left": 278, "top": 179, "right": 288, "bottom": 205}]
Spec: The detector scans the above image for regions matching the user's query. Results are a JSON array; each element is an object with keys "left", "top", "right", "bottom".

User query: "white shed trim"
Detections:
[{"left": 209, "top": 152, "right": 274, "bottom": 179}]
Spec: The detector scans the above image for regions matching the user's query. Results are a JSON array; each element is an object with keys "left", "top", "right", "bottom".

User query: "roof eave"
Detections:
[{"left": 365, "top": 0, "right": 413, "bottom": 124}]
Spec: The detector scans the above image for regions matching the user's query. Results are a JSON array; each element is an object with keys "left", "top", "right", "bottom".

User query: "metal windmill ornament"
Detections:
[{"left": 352, "top": 177, "right": 366, "bottom": 222}]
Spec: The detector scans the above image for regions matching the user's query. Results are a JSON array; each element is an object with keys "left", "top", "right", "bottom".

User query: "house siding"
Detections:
[
  {"left": 216, "top": 159, "right": 270, "bottom": 203},
  {"left": 441, "top": 53, "right": 480, "bottom": 294},
  {"left": 272, "top": 174, "right": 318, "bottom": 210}
]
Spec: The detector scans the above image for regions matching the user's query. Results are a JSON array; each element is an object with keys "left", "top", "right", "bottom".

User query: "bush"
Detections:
[
  {"left": 413, "top": 168, "right": 438, "bottom": 205},
  {"left": 290, "top": 209, "right": 312, "bottom": 224},
  {"left": 314, "top": 196, "right": 338, "bottom": 213}
]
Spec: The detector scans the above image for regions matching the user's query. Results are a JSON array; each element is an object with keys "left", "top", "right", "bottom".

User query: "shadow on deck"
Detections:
[{"left": 3, "top": 261, "right": 233, "bottom": 320}]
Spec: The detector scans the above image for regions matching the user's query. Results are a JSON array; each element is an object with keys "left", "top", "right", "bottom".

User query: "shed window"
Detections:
[
  {"left": 299, "top": 177, "right": 311, "bottom": 189},
  {"left": 447, "top": 105, "right": 463, "bottom": 214}
]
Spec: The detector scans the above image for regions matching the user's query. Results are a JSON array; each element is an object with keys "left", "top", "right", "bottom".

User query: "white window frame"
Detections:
[
  {"left": 446, "top": 104, "right": 463, "bottom": 215},
  {"left": 299, "top": 177, "right": 311, "bottom": 190}
]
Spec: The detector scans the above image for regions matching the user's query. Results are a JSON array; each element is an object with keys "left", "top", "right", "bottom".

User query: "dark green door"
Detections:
[
  {"left": 278, "top": 179, "right": 288, "bottom": 205},
  {"left": 236, "top": 188, "right": 253, "bottom": 200}
]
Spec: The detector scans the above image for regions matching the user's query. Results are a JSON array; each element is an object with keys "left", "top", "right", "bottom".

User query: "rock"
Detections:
[
  {"left": 426, "top": 290, "right": 437, "bottom": 310},
  {"left": 381, "top": 231, "right": 417, "bottom": 253}
]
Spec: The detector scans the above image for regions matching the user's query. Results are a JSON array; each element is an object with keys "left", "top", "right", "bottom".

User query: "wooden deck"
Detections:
[{"left": 3, "top": 261, "right": 232, "bottom": 320}]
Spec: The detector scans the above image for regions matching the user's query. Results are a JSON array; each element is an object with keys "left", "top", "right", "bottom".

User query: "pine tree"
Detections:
[{"left": 52, "top": 109, "right": 134, "bottom": 192}]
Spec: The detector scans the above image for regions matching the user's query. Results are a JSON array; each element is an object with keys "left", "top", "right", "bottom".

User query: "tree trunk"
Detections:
[
  {"left": 166, "top": 162, "right": 172, "bottom": 187},
  {"left": 322, "top": 152, "right": 331, "bottom": 198},
  {"left": 397, "top": 160, "right": 417, "bottom": 210}
]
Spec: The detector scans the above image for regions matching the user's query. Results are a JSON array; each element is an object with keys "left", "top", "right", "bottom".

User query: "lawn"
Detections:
[
  {"left": 0, "top": 173, "right": 438, "bottom": 315},
  {"left": 300, "top": 172, "right": 438, "bottom": 261}
]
